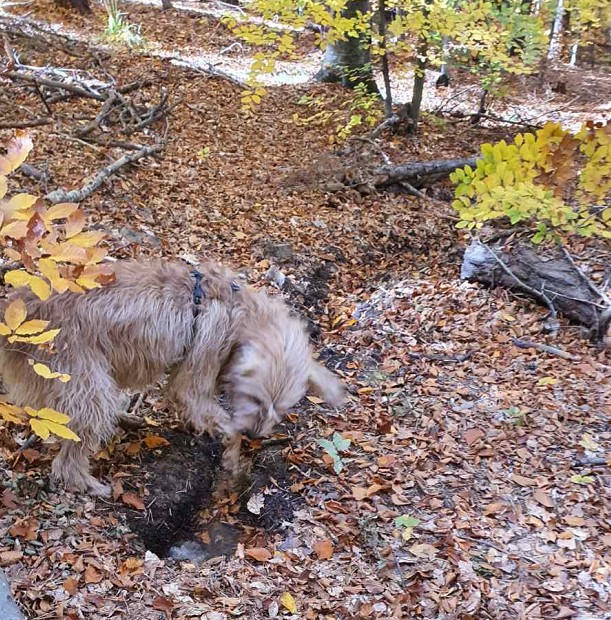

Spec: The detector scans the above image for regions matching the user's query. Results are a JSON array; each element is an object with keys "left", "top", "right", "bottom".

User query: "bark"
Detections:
[
  {"left": 547, "top": 0, "right": 564, "bottom": 60},
  {"left": 408, "top": 39, "right": 428, "bottom": 132},
  {"left": 315, "top": 0, "right": 378, "bottom": 92},
  {"left": 461, "top": 238, "right": 611, "bottom": 345},
  {"left": 374, "top": 156, "right": 478, "bottom": 189},
  {"left": 378, "top": 0, "right": 393, "bottom": 118},
  {"left": 161, "top": 0, "right": 173, "bottom": 9}
]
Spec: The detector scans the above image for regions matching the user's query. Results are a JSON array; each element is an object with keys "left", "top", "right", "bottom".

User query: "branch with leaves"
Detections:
[{"left": 0, "top": 131, "right": 115, "bottom": 441}]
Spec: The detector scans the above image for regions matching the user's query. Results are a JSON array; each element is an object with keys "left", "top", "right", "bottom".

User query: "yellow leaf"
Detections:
[
  {"left": 0, "top": 402, "right": 25, "bottom": 424},
  {"left": 31, "top": 361, "right": 67, "bottom": 380},
  {"left": 4, "top": 193, "right": 38, "bottom": 216},
  {"left": 4, "top": 271, "right": 51, "bottom": 300},
  {"left": 0, "top": 131, "right": 33, "bottom": 175},
  {"left": 36, "top": 408, "right": 70, "bottom": 424},
  {"left": 14, "top": 319, "right": 49, "bottom": 335},
  {"left": 0, "top": 176, "right": 7, "bottom": 200},
  {"left": 44, "top": 420, "right": 80, "bottom": 441},
  {"left": 280, "top": 592, "right": 297, "bottom": 614},
  {"left": 0, "top": 220, "right": 28, "bottom": 239},
  {"left": 537, "top": 376, "right": 557, "bottom": 386},
  {"left": 68, "top": 231, "right": 106, "bottom": 248},
  {"left": 4, "top": 299, "right": 27, "bottom": 331},
  {"left": 43, "top": 203, "right": 79, "bottom": 223},
  {"left": 18, "top": 329, "right": 61, "bottom": 345},
  {"left": 0, "top": 323, "right": 10, "bottom": 336},
  {"left": 30, "top": 418, "right": 50, "bottom": 440},
  {"left": 75, "top": 276, "right": 102, "bottom": 290}
]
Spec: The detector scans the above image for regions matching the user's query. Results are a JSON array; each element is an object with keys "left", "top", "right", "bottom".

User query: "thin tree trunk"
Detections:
[
  {"left": 379, "top": 0, "right": 393, "bottom": 118},
  {"left": 547, "top": 0, "right": 564, "bottom": 60},
  {"left": 161, "top": 0, "right": 173, "bottom": 9},
  {"left": 316, "top": 0, "right": 378, "bottom": 92},
  {"left": 408, "top": 38, "right": 428, "bottom": 132}
]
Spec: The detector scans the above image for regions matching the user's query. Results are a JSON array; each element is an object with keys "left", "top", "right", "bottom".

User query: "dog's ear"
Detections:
[{"left": 308, "top": 361, "right": 345, "bottom": 407}]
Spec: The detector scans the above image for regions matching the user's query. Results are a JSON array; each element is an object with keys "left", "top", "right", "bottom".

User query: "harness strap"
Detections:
[{"left": 191, "top": 270, "right": 205, "bottom": 314}]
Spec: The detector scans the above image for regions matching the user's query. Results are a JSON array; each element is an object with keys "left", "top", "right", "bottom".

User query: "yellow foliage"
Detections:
[
  {"left": 0, "top": 131, "right": 112, "bottom": 443},
  {"left": 451, "top": 121, "right": 611, "bottom": 242}
]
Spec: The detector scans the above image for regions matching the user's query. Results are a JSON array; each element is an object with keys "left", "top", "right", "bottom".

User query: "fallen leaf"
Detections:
[
  {"left": 533, "top": 490, "right": 554, "bottom": 508},
  {"left": 409, "top": 543, "right": 437, "bottom": 559},
  {"left": 122, "top": 492, "right": 146, "bottom": 510},
  {"left": 511, "top": 473, "right": 537, "bottom": 487},
  {"left": 314, "top": 539, "right": 334, "bottom": 560},
  {"left": 570, "top": 474, "right": 594, "bottom": 485},
  {"left": 143, "top": 435, "right": 170, "bottom": 449},
  {"left": 84, "top": 565, "right": 102, "bottom": 584},
  {"left": 153, "top": 596, "right": 174, "bottom": 618},
  {"left": 280, "top": 592, "right": 297, "bottom": 614},
  {"left": 537, "top": 376, "right": 557, "bottom": 386},
  {"left": 464, "top": 427, "right": 484, "bottom": 445},
  {"left": 246, "top": 493, "right": 265, "bottom": 515},
  {"left": 564, "top": 515, "right": 586, "bottom": 526},
  {"left": 245, "top": 547, "right": 272, "bottom": 562},
  {"left": 483, "top": 502, "right": 507, "bottom": 515},
  {"left": 63, "top": 577, "right": 79, "bottom": 595},
  {"left": 0, "top": 550, "right": 23, "bottom": 565},
  {"left": 1, "top": 488, "right": 19, "bottom": 509}
]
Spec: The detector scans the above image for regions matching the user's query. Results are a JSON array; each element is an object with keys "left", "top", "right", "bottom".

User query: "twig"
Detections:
[
  {"left": 560, "top": 247, "right": 611, "bottom": 306},
  {"left": 369, "top": 114, "right": 401, "bottom": 139},
  {"left": 408, "top": 350, "right": 473, "bottom": 363},
  {"left": 5, "top": 70, "right": 106, "bottom": 101},
  {"left": 168, "top": 57, "right": 247, "bottom": 89},
  {"left": 73, "top": 90, "right": 117, "bottom": 137},
  {"left": 574, "top": 456, "right": 608, "bottom": 467},
  {"left": 45, "top": 143, "right": 164, "bottom": 203},
  {"left": 482, "top": 241, "right": 558, "bottom": 321},
  {"left": 19, "top": 162, "right": 47, "bottom": 182},
  {"left": 399, "top": 181, "right": 426, "bottom": 199},
  {"left": 0, "top": 117, "right": 51, "bottom": 129},
  {"left": 511, "top": 338, "right": 576, "bottom": 360}
]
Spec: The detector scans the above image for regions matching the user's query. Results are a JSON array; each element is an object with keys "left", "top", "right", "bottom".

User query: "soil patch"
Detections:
[{"left": 117, "top": 428, "right": 302, "bottom": 559}]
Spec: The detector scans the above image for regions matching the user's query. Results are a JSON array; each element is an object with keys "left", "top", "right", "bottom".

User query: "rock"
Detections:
[
  {"left": 263, "top": 242, "right": 293, "bottom": 261},
  {"left": 0, "top": 569, "right": 25, "bottom": 620}
]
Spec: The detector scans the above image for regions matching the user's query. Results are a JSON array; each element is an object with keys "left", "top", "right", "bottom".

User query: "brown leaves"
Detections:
[
  {"left": 121, "top": 492, "right": 146, "bottom": 510},
  {"left": 511, "top": 473, "right": 537, "bottom": 487},
  {"left": 464, "top": 427, "right": 484, "bottom": 446},
  {"left": 245, "top": 547, "right": 272, "bottom": 562},
  {"left": 143, "top": 435, "right": 170, "bottom": 449},
  {"left": 84, "top": 565, "right": 103, "bottom": 584},
  {"left": 533, "top": 490, "right": 554, "bottom": 508},
  {"left": 313, "top": 539, "right": 334, "bottom": 560}
]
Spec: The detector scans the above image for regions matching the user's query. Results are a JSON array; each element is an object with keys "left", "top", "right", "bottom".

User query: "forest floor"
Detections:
[{"left": 0, "top": 2, "right": 610, "bottom": 619}]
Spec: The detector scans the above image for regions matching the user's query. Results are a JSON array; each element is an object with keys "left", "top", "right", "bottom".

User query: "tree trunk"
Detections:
[
  {"left": 461, "top": 238, "right": 611, "bottom": 345},
  {"left": 374, "top": 156, "right": 477, "bottom": 189},
  {"left": 547, "top": 0, "right": 564, "bottom": 60},
  {"left": 54, "top": 0, "right": 91, "bottom": 13},
  {"left": 378, "top": 0, "right": 393, "bottom": 118},
  {"left": 315, "top": 0, "right": 378, "bottom": 92},
  {"left": 161, "top": 0, "right": 173, "bottom": 9},
  {"left": 408, "top": 38, "right": 427, "bottom": 132}
]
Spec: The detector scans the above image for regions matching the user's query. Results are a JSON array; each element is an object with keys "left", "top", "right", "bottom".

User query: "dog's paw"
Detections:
[{"left": 87, "top": 479, "right": 112, "bottom": 498}]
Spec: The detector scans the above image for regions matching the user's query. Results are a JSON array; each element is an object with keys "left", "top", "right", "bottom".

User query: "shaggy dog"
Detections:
[{"left": 0, "top": 259, "right": 345, "bottom": 496}]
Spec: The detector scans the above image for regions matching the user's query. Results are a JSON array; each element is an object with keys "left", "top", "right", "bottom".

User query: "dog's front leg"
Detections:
[{"left": 221, "top": 431, "right": 242, "bottom": 477}]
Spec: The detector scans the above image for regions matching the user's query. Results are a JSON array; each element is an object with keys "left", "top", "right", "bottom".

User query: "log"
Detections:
[
  {"left": 461, "top": 239, "right": 611, "bottom": 345},
  {"left": 374, "top": 156, "right": 477, "bottom": 189}
]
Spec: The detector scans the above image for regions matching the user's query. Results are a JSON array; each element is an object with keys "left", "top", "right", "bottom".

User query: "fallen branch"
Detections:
[
  {"left": 373, "top": 156, "right": 478, "bottom": 189},
  {"left": 5, "top": 70, "right": 106, "bottom": 101},
  {"left": 462, "top": 238, "right": 611, "bottom": 345},
  {"left": 408, "top": 350, "right": 473, "bottom": 364},
  {"left": 45, "top": 143, "right": 164, "bottom": 203},
  {"left": 511, "top": 338, "right": 576, "bottom": 360},
  {"left": 168, "top": 57, "right": 247, "bottom": 89},
  {"left": 0, "top": 117, "right": 51, "bottom": 129},
  {"left": 19, "top": 162, "right": 47, "bottom": 181},
  {"left": 574, "top": 456, "right": 608, "bottom": 467}
]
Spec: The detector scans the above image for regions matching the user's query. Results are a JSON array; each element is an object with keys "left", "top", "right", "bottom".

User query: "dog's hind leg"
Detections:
[{"left": 51, "top": 365, "right": 121, "bottom": 498}]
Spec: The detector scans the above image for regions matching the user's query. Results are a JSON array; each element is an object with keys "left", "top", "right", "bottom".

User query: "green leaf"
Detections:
[
  {"left": 395, "top": 515, "right": 420, "bottom": 528},
  {"left": 570, "top": 474, "right": 594, "bottom": 485},
  {"left": 332, "top": 432, "right": 351, "bottom": 452}
]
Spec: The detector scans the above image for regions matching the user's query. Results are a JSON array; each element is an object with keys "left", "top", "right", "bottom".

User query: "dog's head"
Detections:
[{"left": 222, "top": 306, "right": 345, "bottom": 439}]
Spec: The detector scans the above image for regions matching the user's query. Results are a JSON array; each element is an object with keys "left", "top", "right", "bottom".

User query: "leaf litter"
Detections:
[{"left": 0, "top": 2, "right": 610, "bottom": 619}]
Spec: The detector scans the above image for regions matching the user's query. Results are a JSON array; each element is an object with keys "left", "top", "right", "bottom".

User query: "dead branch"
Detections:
[
  {"left": 0, "top": 117, "right": 51, "bottom": 129},
  {"left": 462, "top": 238, "right": 611, "bottom": 345},
  {"left": 73, "top": 90, "right": 118, "bottom": 137},
  {"left": 511, "top": 338, "right": 576, "bottom": 360},
  {"left": 4, "top": 70, "right": 106, "bottom": 101},
  {"left": 408, "top": 350, "right": 473, "bottom": 363},
  {"left": 574, "top": 456, "right": 608, "bottom": 467},
  {"left": 168, "top": 57, "right": 247, "bottom": 89},
  {"left": 45, "top": 143, "right": 164, "bottom": 203},
  {"left": 373, "top": 156, "right": 478, "bottom": 189},
  {"left": 19, "top": 162, "right": 47, "bottom": 181}
]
